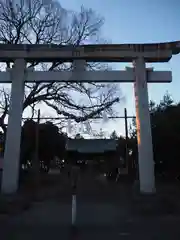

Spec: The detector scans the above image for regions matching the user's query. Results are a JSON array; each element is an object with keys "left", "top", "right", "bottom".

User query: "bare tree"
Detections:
[
  {"left": 0, "top": 87, "right": 10, "bottom": 133},
  {"left": 0, "top": 0, "right": 122, "bottom": 133}
]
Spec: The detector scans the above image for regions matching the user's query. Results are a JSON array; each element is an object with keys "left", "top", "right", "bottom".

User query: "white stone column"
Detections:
[
  {"left": 1, "top": 59, "right": 26, "bottom": 194},
  {"left": 133, "top": 57, "right": 155, "bottom": 194}
]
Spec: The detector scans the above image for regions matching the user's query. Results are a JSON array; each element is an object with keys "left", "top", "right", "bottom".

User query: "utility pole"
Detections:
[
  {"left": 33, "top": 109, "right": 41, "bottom": 193},
  {"left": 124, "top": 108, "right": 129, "bottom": 172}
]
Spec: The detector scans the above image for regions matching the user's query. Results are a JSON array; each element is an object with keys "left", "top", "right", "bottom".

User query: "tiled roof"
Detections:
[{"left": 66, "top": 139, "right": 117, "bottom": 153}]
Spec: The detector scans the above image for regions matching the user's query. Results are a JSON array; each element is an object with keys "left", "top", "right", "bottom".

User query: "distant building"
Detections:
[
  {"left": 66, "top": 138, "right": 117, "bottom": 153},
  {"left": 65, "top": 138, "right": 118, "bottom": 165}
]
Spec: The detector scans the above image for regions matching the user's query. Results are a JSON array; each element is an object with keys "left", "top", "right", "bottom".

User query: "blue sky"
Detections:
[{"left": 60, "top": 0, "right": 180, "bottom": 136}]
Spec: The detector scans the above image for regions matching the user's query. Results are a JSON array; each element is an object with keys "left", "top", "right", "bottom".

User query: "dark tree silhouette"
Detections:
[
  {"left": 20, "top": 120, "right": 67, "bottom": 173},
  {"left": 130, "top": 92, "right": 180, "bottom": 181}
]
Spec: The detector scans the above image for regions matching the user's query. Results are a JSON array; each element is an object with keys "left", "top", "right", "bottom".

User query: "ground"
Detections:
[
  {"left": 1, "top": 174, "right": 180, "bottom": 239},
  {"left": 1, "top": 202, "right": 180, "bottom": 239}
]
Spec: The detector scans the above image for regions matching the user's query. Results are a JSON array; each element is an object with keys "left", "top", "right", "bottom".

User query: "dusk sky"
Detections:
[{"left": 59, "top": 0, "right": 180, "bottom": 137}]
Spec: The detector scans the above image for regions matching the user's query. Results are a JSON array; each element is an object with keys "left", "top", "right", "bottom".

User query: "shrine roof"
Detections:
[{"left": 66, "top": 139, "right": 117, "bottom": 153}]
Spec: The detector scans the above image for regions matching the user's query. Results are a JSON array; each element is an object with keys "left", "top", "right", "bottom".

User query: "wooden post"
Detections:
[
  {"left": 124, "top": 108, "right": 129, "bottom": 171},
  {"left": 33, "top": 109, "right": 40, "bottom": 193},
  {"left": 35, "top": 109, "right": 40, "bottom": 166}
]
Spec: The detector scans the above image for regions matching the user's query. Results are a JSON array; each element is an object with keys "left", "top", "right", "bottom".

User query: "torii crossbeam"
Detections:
[{"left": 0, "top": 68, "right": 172, "bottom": 83}]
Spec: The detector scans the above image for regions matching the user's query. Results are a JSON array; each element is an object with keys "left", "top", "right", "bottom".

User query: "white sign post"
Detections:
[{"left": 71, "top": 165, "right": 80, "bottom": 226}]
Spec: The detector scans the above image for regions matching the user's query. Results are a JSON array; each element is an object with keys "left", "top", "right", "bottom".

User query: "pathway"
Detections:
[{"left": 0, "top": 179, "right": 180, "bottom": 239}]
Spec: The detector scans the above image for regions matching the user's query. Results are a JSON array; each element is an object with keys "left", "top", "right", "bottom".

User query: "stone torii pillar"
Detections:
[
  {"left": 1, "top": 59, "right": 26, "bottom": 194},
  {"left": 133, "top": 58, "right": 155, "bottom": 194}
]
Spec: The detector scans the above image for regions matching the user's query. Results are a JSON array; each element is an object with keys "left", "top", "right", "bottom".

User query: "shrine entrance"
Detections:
[
  {"left": 0, "top": 41, "right": 179, "bottom": 195},
  {"left": 66, "top": 138, "right": 119, "bottom": 181},
  {"left": 65, "top": 138, "right": 131, "bottom": 226}
]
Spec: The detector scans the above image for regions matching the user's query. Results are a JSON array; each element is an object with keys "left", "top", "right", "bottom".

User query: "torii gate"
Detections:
[{"left": 0, "top": 42, "right": 179, "bottom": 194}]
